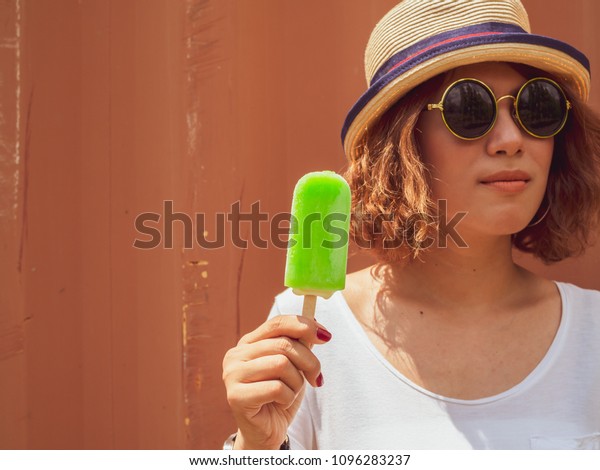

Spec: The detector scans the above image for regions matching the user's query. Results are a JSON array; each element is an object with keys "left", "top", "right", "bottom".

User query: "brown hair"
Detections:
[{"left": 344, "top": 71, "right": 600, "bottom": 264}]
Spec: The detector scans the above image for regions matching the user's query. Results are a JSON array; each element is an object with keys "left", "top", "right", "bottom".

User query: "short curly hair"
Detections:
[{"left": 343, "top": 66, "right": 600, "bottom": 264}]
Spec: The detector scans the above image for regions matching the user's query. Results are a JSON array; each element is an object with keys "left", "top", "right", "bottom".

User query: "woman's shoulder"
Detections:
[
  {"left": 272, "top": 265, "right": 377, "bottom": 307},
  {"left": 555, "top": 281, "right": 600, "bottom": 325},
  {"left": 556, "top": 281, "right": 600, "bottom": 303},
  {"left": 271, "top": 288, "right": 304, "bottom": 315},
  {"left": 270, "top": 286, "right": 350, "bottom": 319}
]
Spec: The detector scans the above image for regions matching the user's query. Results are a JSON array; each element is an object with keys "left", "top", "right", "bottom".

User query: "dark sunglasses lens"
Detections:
[
  {"left": 517, "top": 80, "right": 567, "bottom": 136},
  {"left": 442, "top": 81, "right": 495, "bottom": 138}
]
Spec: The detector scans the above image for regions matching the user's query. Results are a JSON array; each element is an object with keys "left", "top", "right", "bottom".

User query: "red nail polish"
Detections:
[
  {"left": 316, "top": 373, "right": 324, "bottom": 387},
  {"left": 316, "top": 327, "right": 332, "bottom": 342}
]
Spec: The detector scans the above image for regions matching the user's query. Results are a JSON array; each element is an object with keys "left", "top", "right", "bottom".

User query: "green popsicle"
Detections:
[{"left": 284, "top": 171, "right": 351, "bottom": 319}]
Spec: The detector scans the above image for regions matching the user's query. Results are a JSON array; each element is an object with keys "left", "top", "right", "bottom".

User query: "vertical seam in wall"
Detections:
[
  {"left": 16, "top": 0, "right": 28, "bottom": 275},
  {"left": 14, "top": 0, "right": 21, "bottom": 218},
  {"left": 108, "top": 0, "right": 115, "bottom": 449},
  {"left": 235, "top": 180, "right": 245, "bottom": 340},
  {"left": 17, "top": 90, "right": 32, "bottom": 276}
]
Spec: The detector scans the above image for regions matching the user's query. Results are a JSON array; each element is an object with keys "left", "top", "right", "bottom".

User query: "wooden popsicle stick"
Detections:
[
  {"left": 301, "top": 294, "right": 317, "bottom": 320},
  {"left": 300, "top": 294, "right": 318, "bottom": 349}
]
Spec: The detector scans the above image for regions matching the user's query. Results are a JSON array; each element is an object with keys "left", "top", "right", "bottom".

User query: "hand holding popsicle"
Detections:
[
  {"left": 222, "top": 171, "right": 350, "bottom": 449},
  {"left": 222, "top": 315, "right": 331, "bottom": 449}
]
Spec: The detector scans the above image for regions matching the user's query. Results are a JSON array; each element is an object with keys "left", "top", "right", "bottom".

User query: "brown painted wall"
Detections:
[
  {"left": 1, "top": 0, "right": 186, "bottom": 449},
  {"left": 1, "top": 0, "right": 599, "bottom": 450}
]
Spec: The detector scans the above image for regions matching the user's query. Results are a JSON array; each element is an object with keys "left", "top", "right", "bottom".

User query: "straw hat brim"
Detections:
[{"left": 342, "top": 41, "right": 591, "bottom": 162}]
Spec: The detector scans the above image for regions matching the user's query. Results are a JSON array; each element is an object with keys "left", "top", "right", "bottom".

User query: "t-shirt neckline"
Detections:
[{"left": 334, "top": 281, "right": 569, "bottom": 406}]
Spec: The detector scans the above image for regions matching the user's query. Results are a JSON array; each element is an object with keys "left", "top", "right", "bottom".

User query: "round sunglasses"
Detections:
[{"left": 426, "top": 77, "right": 571, "bottom": 140}]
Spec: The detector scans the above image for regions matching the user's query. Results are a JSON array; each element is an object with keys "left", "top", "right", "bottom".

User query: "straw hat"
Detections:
[{"left": 341, "top": 0, "right": 591, "bottom": 162}]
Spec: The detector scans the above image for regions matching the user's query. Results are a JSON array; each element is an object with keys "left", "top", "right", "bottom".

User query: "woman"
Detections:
[{"left": 222, "top": 0, "right": 600, "bottom": 449}]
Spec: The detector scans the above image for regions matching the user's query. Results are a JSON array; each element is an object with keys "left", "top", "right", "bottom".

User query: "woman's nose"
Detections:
[{"left": 485, "top": 98, "right": 524, "bottom": 157}]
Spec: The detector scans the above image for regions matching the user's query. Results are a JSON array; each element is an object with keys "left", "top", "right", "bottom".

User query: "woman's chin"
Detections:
[
  {"left": 487, "top": 220, "right": 532, "bottom": 236},
  {"left": 463, "top": 215, "right": 534, "bottom": 238}
]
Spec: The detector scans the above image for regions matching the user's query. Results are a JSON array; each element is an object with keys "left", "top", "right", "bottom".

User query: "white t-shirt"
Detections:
[{"left": 268, "top": 282, "right": 600, "bottom": 449}]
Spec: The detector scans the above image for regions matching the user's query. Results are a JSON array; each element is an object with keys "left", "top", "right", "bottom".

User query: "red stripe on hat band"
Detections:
[{"left": 384, "top": 32, "right": 503, "bottom": 79}]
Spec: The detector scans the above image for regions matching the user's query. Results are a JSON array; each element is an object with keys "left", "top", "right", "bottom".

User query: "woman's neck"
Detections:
[{"left": 378, "top": 235, "right": 532, "bottom": 313}]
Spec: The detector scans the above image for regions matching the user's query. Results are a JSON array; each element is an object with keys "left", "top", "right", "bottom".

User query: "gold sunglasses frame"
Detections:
[{"left": 426, "top": 77, "right": 572, "bottom": 140}]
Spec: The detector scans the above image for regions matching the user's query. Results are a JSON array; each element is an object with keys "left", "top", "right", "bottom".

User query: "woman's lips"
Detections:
[
  {"left": 481, "top": 180, "right": 528, "bottom": 192},
  {"left": 479, "top": 170, "right": 531, "bottom": 193}
]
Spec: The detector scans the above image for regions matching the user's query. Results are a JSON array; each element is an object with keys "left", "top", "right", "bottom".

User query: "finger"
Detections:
[
  {"left": 236, "top": 354, "right": 306, "bottom": 393},
  {"left": 239, "top": 315, "right": 332, "bottom": 346},
  {"left": 231, "top": 337, "right": 322, "bottom": 387},
  {"left": 227, "top": 380, "right": 298, "bottom": 412}
]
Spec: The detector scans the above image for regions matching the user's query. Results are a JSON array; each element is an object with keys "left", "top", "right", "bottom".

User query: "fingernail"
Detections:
[
  {"left": 316, "top": 373, "right": 324, "bottom": 387},
  {"left": 316, "top": 327, "right": 332, "bottom": 342}
]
